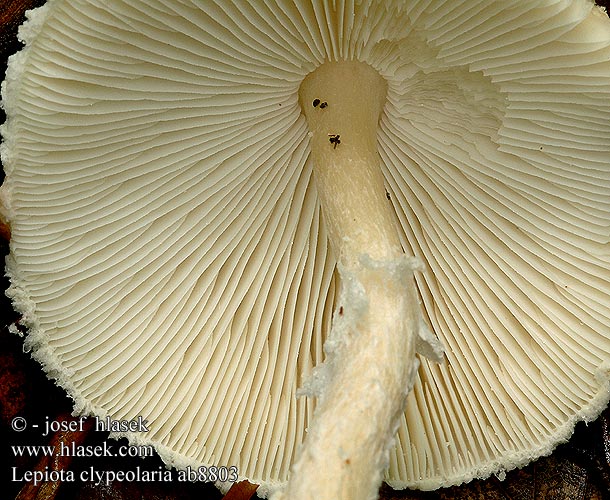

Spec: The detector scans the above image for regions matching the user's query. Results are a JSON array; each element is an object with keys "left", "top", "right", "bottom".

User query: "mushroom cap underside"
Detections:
[{"left": 1, "top": 0, "right": 610, "bottom": 493}]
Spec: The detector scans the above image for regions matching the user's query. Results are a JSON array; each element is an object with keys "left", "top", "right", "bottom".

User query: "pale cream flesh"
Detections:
[{"left": 273, "top": 61, "right": 442, "bottom": 500}]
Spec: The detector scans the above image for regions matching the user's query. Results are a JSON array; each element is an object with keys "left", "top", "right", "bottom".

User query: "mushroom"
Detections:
[{"left": 1, "top": 1, "right": 610, "bottom": 499}]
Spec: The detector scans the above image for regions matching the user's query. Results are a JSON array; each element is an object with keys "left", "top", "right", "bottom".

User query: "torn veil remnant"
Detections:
[{"left": 1, "top": 1, "right": 610, "bottom": 499}]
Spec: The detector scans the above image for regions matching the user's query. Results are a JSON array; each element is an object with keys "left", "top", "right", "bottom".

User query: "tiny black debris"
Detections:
[
  {"left": 313, "top": 98, "right": 320, "bottom": 107},
  {"left": 320, "top": 101, "right": 328, "bottom": 109},
  {"left": 328, "top": 134, "right": 341, "bottom": 149},
  {"left": 385, "top": 190, "right": 391, "bottom": 200}
]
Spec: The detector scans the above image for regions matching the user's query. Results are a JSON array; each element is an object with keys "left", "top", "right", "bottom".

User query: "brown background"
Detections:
[{"left": 1, "top": 1, "right": 609, "bottom": 499}]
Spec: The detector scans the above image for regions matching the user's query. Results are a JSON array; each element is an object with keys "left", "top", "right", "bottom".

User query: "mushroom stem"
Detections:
[
  {"left": 300, "top": 61, "right": 398, "bottom": 264},
  {"left": 275, "top": 62, "right": 426, "bottom": 500}
]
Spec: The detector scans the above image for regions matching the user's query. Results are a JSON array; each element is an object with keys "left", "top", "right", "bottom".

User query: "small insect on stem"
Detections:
[
  {"left": 328, "top": 134, "right": 341, "bottom": 149},
  {"left": 319, "top": 101, "right": 328, "bottom": 108},
  {"left": 385, "top": 190, "right": 391, "bottom": 201},
  {"left": 313, "top": 98, "right": 320, "bottom": 107}
]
